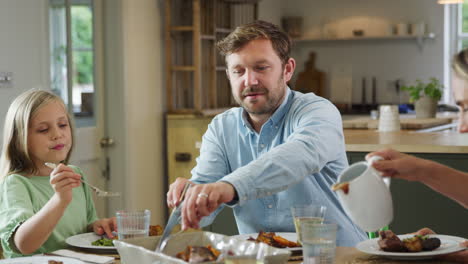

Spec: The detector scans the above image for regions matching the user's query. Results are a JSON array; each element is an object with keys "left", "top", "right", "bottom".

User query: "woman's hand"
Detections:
[
  {"left": 49, "top": 163, "right": 82, "bottom": 204},
  {"left": 366, "top": 148, "right": 431, "bottom": 182},
  {"left": 92, "top": 217, "right": 117, "bottom": 239}
]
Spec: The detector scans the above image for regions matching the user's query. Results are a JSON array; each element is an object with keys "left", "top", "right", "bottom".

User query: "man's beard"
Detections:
[{"left": 234, "top": 77, "right": 285, "bottom": 115}]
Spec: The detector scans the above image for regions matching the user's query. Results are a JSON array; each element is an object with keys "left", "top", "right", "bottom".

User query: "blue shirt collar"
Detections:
[{"left": 241, "top": 87, "right": 293, "bottom": 132}]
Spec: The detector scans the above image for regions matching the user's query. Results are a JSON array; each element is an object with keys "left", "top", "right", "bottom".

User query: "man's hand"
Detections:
[
  {"left": 167, "top": 177, "right": 193, "bottom": 208},
  {"left": 92, "top": 217, "right": 117, "bottom": 239},
  {"left": 181, "top": 182, "right": 236, "bottom": 230}
]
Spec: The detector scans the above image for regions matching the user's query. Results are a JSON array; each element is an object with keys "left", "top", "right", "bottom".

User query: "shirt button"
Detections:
[
  {"left": 268, "top": 205, "right": 273, "bottom": 209},
  {"left": 260, "top": 144, "right": 265, "bottom": 148},
  {"left": 243, "top": 197, "right": 247, "bottom": 201},
  {"left": 266, "top": 192, "right": 271, "bottom": 196},
  {"left": 275, "top": 126, "right": 278, "bottom": 129}
]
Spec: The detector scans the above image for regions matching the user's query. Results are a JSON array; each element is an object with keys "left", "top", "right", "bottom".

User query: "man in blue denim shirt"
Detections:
[{"left": 167, "top": 20, "right": 367, "bottom": 246}]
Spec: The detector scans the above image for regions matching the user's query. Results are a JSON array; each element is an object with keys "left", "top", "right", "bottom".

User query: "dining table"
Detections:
[{"left": 84, "top": 246, "right": 461, "bottom": 264}]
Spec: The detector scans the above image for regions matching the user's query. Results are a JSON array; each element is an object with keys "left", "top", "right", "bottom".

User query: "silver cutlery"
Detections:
[
  {"left": 44, "top": 162, "right": 121, "bottom": 197},
  {"left": 155, "top": 181, "right": 191, "bottom": 252}
]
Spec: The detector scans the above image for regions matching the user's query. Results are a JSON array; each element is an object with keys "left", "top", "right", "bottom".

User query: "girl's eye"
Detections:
[
  {"left": 59, "top": 123, "right": 68, "bottom": 128},
  {"left": 256, "top": 66, "right": 268, "bottom": 71},
  {"left": 38, "top": 129, "right": 48, "bottom": 133}
]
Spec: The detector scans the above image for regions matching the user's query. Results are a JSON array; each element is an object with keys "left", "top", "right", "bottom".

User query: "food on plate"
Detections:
[
  {"left": 175, "top": 245, "right": 220, "bottom": 263},
  {"left": 331, "top": 182, "right": 349, "bottom": 194},
  {"left": 48, "top": 261, "right": 64, "bottom": 264},
  {"left": 378, "top": 230, "right": 441, "bottom": 252},
  {"left": 149, "top": 224, "right": 163, "bottom": 236},
  {"left": 91, "top": 237, "right": 115, "bottom": 247},
  {"left": 377, "top": 230, "right": 406, "bottom": 252},
  {"left": 247, "top": 231, "right": 300, "bottom": 248}
]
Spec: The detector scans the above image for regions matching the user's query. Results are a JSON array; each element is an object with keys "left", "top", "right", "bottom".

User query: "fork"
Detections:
[{"left": 44, "top": 162, "right": 121, "bottom": 197}]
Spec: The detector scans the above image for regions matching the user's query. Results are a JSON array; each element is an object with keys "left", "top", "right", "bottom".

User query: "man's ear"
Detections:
[{"left": 283, "top": 58, "right": 296, "bottom": 82}]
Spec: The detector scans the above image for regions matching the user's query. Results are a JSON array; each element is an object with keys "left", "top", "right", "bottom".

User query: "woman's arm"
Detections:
[{"left": 368, "top": 149, "right": 468, "bottom": 209}]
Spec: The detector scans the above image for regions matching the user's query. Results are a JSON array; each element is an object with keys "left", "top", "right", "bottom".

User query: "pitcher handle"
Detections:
[{"left": 367, "top": 155, "right": 391, "bottom": 188}]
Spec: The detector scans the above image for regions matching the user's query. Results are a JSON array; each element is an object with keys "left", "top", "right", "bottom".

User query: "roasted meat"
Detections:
[
  {"left": 378, "top": 230, "right": 407, "bottom": 252},
  {"left": 175, "top": 245, "right": 220, "bottom": 263},
  {"left": 149, "top": 225, "right": 163, "bottom": 236},
  {"left": 378, "top": 230, "right": 441, "bottom": 253},
  {"left": 422, "top": 237, "right": 441, "bottom": 251},
  {"left": 249, "top": 231, "right": 300, "bottom": 248},
  {"left": 402, "top": 236, "right": 423, "bottom": 252}
]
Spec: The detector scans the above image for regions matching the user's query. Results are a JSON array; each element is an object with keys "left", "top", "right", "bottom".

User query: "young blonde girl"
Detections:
[{"left": 0, "top": 89, "right": 116, "bottom": 258}]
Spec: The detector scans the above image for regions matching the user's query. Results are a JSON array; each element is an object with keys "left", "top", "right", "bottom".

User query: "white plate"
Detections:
[
  {"left": 0, "top": 256, "right": 84, "bottom": 264},
  {"left": 231, "top": 232, "right": 301, "bottom": 251},
  {"left": 65, "top": 232, "right": 117, "bottom": 253},
  {"left": 356, "top": 234, "right": 466, "bottom": 260}
]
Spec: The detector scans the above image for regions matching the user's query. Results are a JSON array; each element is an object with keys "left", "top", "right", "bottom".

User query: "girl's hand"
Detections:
[
  {"left": 49, "top": 163, "right": 82, "bottom": 204},
  {"left": 92, "top": 217, "right": 117, "bottom": 239}
]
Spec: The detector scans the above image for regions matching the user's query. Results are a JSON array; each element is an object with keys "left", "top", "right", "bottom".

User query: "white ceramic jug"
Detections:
[{"left": 334, "top": 156, "right": 393, "bottom": 232}]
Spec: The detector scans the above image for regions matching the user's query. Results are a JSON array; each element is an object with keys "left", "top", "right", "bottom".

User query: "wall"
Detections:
[
  {"left": 120, "top": 0, "right": 165, "bottom": 225},
  {"left": 0, "top": 0, "right": 49, "bottom": 141},
  {"left": 259, "top": 0, "right": 445, "bottom": 105}
]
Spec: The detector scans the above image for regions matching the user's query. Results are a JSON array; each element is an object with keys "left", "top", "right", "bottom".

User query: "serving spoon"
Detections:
[{"left": 45, "top": 162, "right": 121, "bottom": 197}]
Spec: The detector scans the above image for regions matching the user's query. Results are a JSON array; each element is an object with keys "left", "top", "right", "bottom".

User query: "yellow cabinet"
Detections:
[{"left": 166, "top": 114, "right": 213, "bottom": 185}]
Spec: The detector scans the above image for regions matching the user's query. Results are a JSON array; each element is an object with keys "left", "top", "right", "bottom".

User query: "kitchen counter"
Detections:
[{"left": 344, "top": 129, "right": 468, "bottom": 154}]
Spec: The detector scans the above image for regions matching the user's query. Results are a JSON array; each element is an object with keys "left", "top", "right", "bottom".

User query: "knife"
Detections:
[{"left": 155, "top": 181, "right": 191, "bottom": 252}]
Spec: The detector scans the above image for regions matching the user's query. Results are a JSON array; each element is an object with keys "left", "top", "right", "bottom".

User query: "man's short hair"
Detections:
[{"left": 217, "top": 20, "right": 292, "bottom": 66}]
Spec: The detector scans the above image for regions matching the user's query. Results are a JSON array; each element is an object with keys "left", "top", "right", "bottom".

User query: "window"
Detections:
[
  {"left": 49, "top": 0, "right": 95, "bottom": 127},
  {"left": 459, "top": 1, "right": 468, "bottom": 49}
]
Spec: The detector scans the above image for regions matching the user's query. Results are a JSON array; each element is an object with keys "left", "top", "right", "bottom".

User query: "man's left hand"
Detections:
[{"left": 181, "top": 182, "right": 236, "bottom": 230}]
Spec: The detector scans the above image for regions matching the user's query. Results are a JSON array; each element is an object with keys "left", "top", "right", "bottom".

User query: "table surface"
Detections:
[{"left": 101, "top": 246, "right": 460, "bottom": 264}]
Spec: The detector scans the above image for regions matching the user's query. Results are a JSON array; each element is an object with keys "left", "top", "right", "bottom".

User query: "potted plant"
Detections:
[{"left": 401, "top": 77, "right": 443, "bottom": 118}]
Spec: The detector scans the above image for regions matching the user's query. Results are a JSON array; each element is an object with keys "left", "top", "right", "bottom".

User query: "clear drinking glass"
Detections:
[
  {"left": 291, "top": 205, "right": 327, "bottom": 243},
  {"left": 116, "top": 209, "right": 151, "bottom": 239},
  {"left": 301, "top": 222, "right": 337, "bottom": 264}
]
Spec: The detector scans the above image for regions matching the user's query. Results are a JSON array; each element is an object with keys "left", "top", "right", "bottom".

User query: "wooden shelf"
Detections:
[
  {"left": 215, "top": 28, "right": 232, "bottom": 34},
  {"left": 171, "top": 26, "right": 194, "bottom": 32},
  {"left": 201, "top": 35, "right": 216, "bottom": 40},
  {"left": 172, "top": 65, "right": 195, "bottom": 71},
  {"left": 293, "top": 33, "right": 436, "bottom": 49},
  {"left": 294, "top": 33, "right": 436, "bottom": 42},
  {"left": 166, "top": 0, "right": 257, "bottom": 112}
]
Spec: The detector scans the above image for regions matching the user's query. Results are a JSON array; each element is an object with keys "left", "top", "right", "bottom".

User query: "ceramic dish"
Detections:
[
  {"left": 0, "top": 256, "right": 84, "bottom": 264},
  {"left": 66, "top": 232, "right": 117, "bottom": 253},
  {"left": 356, "top": 234, "right": 466, "bottom": 260}
]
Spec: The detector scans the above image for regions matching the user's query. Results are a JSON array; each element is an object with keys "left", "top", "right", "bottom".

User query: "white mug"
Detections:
[
  {"left": 334, "top": 156, "right": 393, "bottom": 232},
  {"left": 378, "top": 105, "right": 400, "bottom": 132}
]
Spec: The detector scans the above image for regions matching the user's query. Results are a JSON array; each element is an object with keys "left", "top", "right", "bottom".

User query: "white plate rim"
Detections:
[
  {"left": 65, "top": 232, "right": 116, "bottom": 251},
  {"left": 0, "top": 256, "right": 85, "bottom": 264},
  {"left": 356, "top": 234, "right": 466, "bottom": 260},
  {"left": 231, "top": 232, "right": 302, "bottom": 251}
]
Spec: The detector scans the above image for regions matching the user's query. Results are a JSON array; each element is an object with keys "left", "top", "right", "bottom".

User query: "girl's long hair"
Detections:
[{"left": 0, "top": 89, "right": 74, "bottom": 180}]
